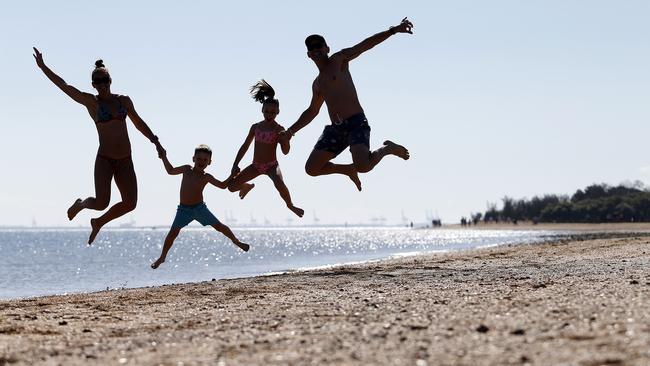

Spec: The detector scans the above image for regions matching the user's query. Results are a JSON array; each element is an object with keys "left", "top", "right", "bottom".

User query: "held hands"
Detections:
[
  {"left": 32, "top": 47, "right": 45, "bottom": 69},
  {"left": 155, "top": 142, "right": 167, "bottom": 158},
  {"left": 391, "top": 17, "right": 414, "bottom": 34},
  {"left": 278, "top": 130, "right": 293, "bottom": 141},
  {"left": 279, "top": 130, "right": 291, "bottom": 144}
]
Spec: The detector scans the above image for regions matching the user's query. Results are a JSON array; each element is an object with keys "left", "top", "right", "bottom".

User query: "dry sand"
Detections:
[{"left": 1, "top": 232, "right": 650, "bottom": 365}]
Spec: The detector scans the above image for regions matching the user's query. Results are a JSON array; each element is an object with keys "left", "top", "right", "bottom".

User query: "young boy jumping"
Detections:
[{"left": 152, "top": 144, "right": 249, "bottom": 269}]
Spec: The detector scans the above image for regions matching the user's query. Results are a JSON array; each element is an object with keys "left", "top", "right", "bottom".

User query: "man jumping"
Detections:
[{"left": 285, "top": 17, "right": 413, "bottom": 191}]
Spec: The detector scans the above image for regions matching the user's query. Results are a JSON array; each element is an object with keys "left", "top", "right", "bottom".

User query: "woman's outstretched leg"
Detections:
[
  {"left": 227, "top": 164, "right": 260, "bottom": 199},
  {"left": 67, "top": 155, "right": 113, "bottom": 220},
  {"left": 267, "top": 166, "right": 304, "bottom": 217},
  {"left": 151, "top": 227, "right": 181, "bottom": 269},
  {"left": 88, "top": 159, "right": 137, "bottom": 244},
  {"left": 211, "top": 222, "right": 249, "bottom": 252}
]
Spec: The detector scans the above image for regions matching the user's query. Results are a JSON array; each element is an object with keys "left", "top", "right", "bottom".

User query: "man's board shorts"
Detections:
[
  {"left": 314, "top": 112, "right": 371, "bottom": 156},
  {"left": 171, "top": 202, "right": 220, "bottom": 229}
]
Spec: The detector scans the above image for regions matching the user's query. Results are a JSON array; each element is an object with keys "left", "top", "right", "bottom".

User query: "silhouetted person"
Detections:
[
  {"left": 284, "top": 18, "right": 414, "bottom": 190},
  {"left": 33, "top": 48, "right": 163, "bottom": 244}
]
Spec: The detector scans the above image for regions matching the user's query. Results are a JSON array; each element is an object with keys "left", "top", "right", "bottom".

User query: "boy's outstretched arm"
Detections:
[
  {"left": 32, "top": 47, "right": 95, "bottom": 106},
  {"left": 231, "top": 125, "right": 256, "bottom": 175},
  {"left": 336, "top": 17, "right": 414, "bottom": 62},
  {"left": 285, "top": 81, "right": 324, "bottom": 137},
  {"left": 158, "top": 150, "right": 189, "bottom": 175},
  {"left": 206, "top": 173, "right": 234, "bottom": 189}
]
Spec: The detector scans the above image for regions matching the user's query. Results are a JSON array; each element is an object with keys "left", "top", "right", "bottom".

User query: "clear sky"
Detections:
[{"left": 1, "top": 1, "right": 649, "bottom": 227}]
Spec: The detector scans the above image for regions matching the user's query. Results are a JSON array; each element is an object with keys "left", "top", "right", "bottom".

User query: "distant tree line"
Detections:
[{"left": 483, "top": 182, "right": 650, "bottom": 223}]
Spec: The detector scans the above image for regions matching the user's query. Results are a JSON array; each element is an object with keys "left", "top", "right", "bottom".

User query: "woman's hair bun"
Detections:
[{"left": 95, "top": 59, "right": 105, "bottom": 68}]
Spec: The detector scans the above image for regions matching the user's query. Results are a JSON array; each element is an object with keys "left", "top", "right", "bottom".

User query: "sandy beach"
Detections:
[{"left": 1, "top": 231, "right": 650, "bottom": 365}]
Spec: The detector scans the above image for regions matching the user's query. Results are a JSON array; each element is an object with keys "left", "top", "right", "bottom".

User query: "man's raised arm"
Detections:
[{"left": 338, "top": 17, "right": 414, "bottom": 62}]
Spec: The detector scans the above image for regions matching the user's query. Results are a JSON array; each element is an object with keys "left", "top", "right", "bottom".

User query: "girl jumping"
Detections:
[{"left": 228, "top": 80, "right": 304, "bottom": 218}]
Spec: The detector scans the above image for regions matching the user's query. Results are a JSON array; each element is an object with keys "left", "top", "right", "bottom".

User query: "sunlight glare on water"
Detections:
[{"left": 0, "top": 227, "right": 566, "bottom": 299}]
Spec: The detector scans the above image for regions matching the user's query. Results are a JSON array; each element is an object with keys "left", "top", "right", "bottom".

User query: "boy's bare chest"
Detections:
[{"left": 181, "top": 173, "right": 206, "bottom": 190}]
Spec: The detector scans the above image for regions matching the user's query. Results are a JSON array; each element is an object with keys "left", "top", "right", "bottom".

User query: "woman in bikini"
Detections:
[
  {"left": 33, "top": 48, "right": 163, "bottom": 244},
  {"left": 228, "top": 80, "right": 304, "bottom": 218}
]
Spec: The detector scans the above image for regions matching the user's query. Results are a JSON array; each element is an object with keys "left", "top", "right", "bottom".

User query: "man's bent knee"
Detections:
[
  {"left": 305, "top": 163, "right": 320, "bottom": 177},
  {"left": 123, "top": 199, "right": 137, "bottom": 212},
  {"left": 353, "top": 161, "right": 372, "bottom": 173},
  {"left": 351, "top": 145, "right": 372, "bottom": 173}
]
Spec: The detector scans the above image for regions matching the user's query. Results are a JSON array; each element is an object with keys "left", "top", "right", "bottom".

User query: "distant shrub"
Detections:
[{"left": 485, "top": 182, "right": 650, "bottom": 223}]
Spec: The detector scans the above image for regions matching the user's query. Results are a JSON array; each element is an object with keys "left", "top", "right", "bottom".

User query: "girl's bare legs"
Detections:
[
  {"left": 212, "top": 222, "right": 249, "bottom": 251},
  {"left": 151, "top": 227, "right": 181, "bottom": 269},
  {"left": 267, "top": 166, "right": 304, "bottom": 217},
  {"left": 67, "top": 156, "right": 114, "bottom": 220},
  {"left": 227, "top": 164, "right": 261, "bottom": 199},
  {"left": 304, "top": 149, "right": 362, "bottom": 191},
  {"left": 88, "top": 159, "right": 138, "bottom": 245}
]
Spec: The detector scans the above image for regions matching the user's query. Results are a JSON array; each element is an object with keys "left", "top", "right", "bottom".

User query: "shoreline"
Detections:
[
  {"left": 2, "top": 229, "right": 630, "bottom": 302},
  {"left": 2, "top": 231, "right": 650, "bottom": 365}
]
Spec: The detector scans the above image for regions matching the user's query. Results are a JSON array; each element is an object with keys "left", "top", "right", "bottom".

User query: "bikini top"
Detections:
[
  {"left": 96, "top": 95, "right": 128, "bottom": 123},
  {"left": 254, "top": 125, "right": 279, "bottom": 144}
]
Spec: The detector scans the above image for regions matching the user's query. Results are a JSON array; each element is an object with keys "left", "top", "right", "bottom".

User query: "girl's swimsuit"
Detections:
[
  {"left": 253, "top": 125, "right": 280, "bottom": 174},
  {"left": 254, "top": 127, "right": 279, "bottom": 144},
  {"left": 253, "top": 160, "right": 279, "bottom": 174}
]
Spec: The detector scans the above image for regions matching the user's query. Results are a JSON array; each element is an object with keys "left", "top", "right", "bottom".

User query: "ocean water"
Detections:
[{"left": 0, "top": 227, "right": 566, "bottom": 299}]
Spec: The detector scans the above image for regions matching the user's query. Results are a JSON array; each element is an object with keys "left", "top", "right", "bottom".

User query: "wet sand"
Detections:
[{"left": 1, "top": 232, "right": 650, "bottom": 365}]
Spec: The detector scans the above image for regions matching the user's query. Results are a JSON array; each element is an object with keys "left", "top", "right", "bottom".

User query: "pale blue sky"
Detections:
[{"left": 1, "top": 1, "right": 649, "bottom": 227}]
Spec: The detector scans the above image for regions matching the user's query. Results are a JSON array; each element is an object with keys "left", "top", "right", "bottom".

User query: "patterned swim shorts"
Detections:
[{"left": 314, "top": 112, "right": 371, "bottom": 156}]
